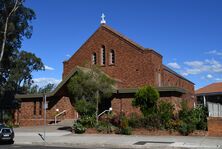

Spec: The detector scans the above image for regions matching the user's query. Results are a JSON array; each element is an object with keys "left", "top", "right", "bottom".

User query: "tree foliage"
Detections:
[
  {"left": 0, "top": 0, "right": 35, "bottom": 66},
  {"left": 28, "top": 83, "right": 55, "bottom": 94},
  {"left": 0, "top": 50, "right": 44, "bottom": 108},
  {"left": 75, "top": 99, "right": 96, "bottom": 117},
  {"left": 67, "top": 66, "right": 115, "bottom": 118},
  {"left": 132, "top": 85, "right": 159, "bottom": 116},
  {"left": 67, "top": 66, "right": 115, "bottom": 103},
  {"left": 0, "top": 0, "right": 43, "bottom": 110}
]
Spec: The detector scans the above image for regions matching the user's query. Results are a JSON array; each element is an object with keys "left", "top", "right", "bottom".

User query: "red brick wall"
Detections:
[
  {"left": 111, "top": 97, "right": 141, "bottom": 117},
  {"left": 162, "top": 69, "right": 194, "bottom": 94},
  {"left": 207, "top": 117, "right": 222, "bottom": 136},
  {"left": 63, "top": 25, "right": 194, "bottom": 94},
  {"left": 18, "top": 96, "right": 76, "bottom": 126},
  {"left": 111, "top": 96, "right": 186, "bottom": 117},
  {"left": 159, "top": 97, "right": 183, "bottom": 114},
  {"left": 63, "top": 25, "right": 161, "bottom": 89},
  {"left": 46, "top": 96, "right": 76, "bottom": 120}
]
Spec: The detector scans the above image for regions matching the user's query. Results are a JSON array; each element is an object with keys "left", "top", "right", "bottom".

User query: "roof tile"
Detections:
[{"left": 195, "top": 82, "right": 222, "bottom": 94}]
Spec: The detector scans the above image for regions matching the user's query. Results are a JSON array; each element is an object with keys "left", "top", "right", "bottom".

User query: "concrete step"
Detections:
[{"left": 56, "top": 119, "right": 74, "bottom": 127}]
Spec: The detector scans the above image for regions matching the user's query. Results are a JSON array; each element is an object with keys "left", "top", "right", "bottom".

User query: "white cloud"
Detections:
[
  {"left": 167, "top": 62, "right": 181, "bottom": 69},
  {"left": 44, "top": 65, "right": 55, "bottom": 71},
  {"left": 206, "top": 74, "right": 213, "bottom": 79},
  {"left": 215, "top": 78, "right": 222, "bottom": 81},
  {"left": 33, "top": 78, "right": 61, "bottom": 88},
  {"left": 184, "top": 61, "right": 204, "bottom": 67},
  {"left": 182, "top": 59, "right": 222, "bottom": 76},
  {"left": 206, "top": 50, "right": 222, "bottom": 56},
  {"left": 66, "top": 54, "right": 71, "bottom": 57}
]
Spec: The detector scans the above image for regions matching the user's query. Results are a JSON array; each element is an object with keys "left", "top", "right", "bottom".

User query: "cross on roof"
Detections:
[{"left": 101, "top": 13, "right": 106, "bottom": 24}]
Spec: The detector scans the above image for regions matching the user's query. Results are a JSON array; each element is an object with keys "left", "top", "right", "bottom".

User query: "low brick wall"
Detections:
[
  {"left": 18, "top": 96, "right": 77, "bottom": 126},
  {"left": 208, "top": 117, "right": 222, "bottom": 136},
  {"left": 19, "top": 119, "right": 52, "bottom": 127}
]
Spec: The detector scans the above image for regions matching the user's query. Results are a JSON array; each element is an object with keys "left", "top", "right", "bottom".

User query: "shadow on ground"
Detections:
[
  {"left": 57, "top": 126, "right": 72, "bottom": 132},
  {"left": 0, "top": 141, "right": 14, "bottom": 145}
]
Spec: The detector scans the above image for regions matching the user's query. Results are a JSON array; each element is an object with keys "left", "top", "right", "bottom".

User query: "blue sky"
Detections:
[{"left": 22, "top": 0, "right": 222, "bottom": 89}]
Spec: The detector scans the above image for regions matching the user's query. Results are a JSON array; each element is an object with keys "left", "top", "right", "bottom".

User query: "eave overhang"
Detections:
[{"left": 196, "top": 92, "right": 222, "bottom": 97}]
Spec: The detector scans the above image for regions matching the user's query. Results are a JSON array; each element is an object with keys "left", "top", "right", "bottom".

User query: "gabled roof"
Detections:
[
  {"left": 15, "top": 65, "right": 187, "bottom": 100},
  {"left": 102, "top": 24, "right": 193, "bottom": 84},
  {"left": 101, "top": 24, "right": 163, "bottom": 58},
  {"left": 63, "top": 24, "right": 162, "bottom": 64},
  {"left": 16, "top": 24, "right": 193, "bottom": 100},
  {"left": 196, "top": 82, "right": 222, "bottom": 96},
  {"left": 15, "top": 66, "right": 92, "bottom": 99},
  {"left": 15, "top": 66, "right": 119, "bottom": 100}
]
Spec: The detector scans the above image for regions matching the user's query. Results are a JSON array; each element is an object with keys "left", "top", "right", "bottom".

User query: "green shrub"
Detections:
[
  {"left": 77, "top": 115, "right": 96, "bottom": 128},
  {"left": 117, "top": 114, "right": 132, "bottom": 135},
  {"left": 158, "top": 101, "right": 174, "bottom": 127},
  {"left": 132, "top": 86, "right": 159, "bottom": 116},
  {"left": 120, "top": 114, "right": 129, "bottom": 128},
  {"left": 192, "top": 106, "right": 208, "bottom": 130},
  {"left": 109, "top": 114, "right": 120, "bottom": 126},
  {"left": 128, "top": 113, "right": 141, "bottom": 128},
  {"left": 96, "top": 121, "right": 116, "bottom": 133},
  {"left": 73, "top": 121, "right": 86, "bottom": 134},
  {"left": 178, "top": 122, "right": 196, "bottom": 136},
  {"left": 141, "top": 114, "right": 162, "bottom": 129},
  {"left": 165, "top": 119, "right": 183, "bottom": 130},
  {"left": 178, "top": 101, "right": 207, "bottom": 135},
  {"left": 119, "top": 126, "right": 132, "bottom": 135},
  {"left": 75, "top": 99, "right": 96, "bottom": 117}
]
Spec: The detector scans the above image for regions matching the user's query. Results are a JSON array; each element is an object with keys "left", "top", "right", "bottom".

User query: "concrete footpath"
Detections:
[{"left": 13, "top": 126, "right": 222, "bottom": 149}]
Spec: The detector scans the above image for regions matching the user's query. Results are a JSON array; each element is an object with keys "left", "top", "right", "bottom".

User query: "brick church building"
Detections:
[{"left": 15, "top": 21, "right": 195, "bottom": 126}]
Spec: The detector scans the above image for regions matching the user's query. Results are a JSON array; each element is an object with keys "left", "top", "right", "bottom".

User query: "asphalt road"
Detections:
[
  {"left": 0, "top": 145, "right": 115, "bottom": 149},
  {"left": 0, "top": 145, "right": 86, "bottom": 149}
]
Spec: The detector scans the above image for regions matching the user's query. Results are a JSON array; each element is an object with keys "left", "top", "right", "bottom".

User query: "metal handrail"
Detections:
[
  {"left": 97, "top": 107, "right": 112, "bottom": 120},
  {"left": 54, "top": 110, "right": 66, "bottom": 124}
]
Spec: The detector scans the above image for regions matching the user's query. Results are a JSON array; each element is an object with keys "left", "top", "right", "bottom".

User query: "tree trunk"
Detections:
[
  {"left": 96, "top": 90, "right": 99, "bottom": 124},
  {"left": 0, "top": 0, "right": 19, "bottom": 63}
]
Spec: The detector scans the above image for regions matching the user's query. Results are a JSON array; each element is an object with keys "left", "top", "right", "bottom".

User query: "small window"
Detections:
[
  {"left": 92, "top": 52, "right": 97, "bottom": 64},
  {"left": 33, "top": 101, "right": 36, "bottom": 115},
  {"left": 101, "top": 45, "right": 105, "bottom": 65},
  {"left": 109, "top": 49, "right": 115, "bottom": 64}
]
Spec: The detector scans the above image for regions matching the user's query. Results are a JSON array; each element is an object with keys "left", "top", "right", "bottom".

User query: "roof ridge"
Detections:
[
  {"left": 195, "top": 82, "right": 222, "bottom": 95},
  {"left": 163, "top": 65, "right": 194, "bottom": 84},
  {"left": 101, "top": 24, "right": 145, "bottom": 51},
  {"left": 196, "top": 82, "right": 222, "bottom": 91},
  {"left": 101, "top": 24, "right": 163, "bottom": 57}
]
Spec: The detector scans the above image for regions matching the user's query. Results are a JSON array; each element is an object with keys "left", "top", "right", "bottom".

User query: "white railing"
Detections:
[
  {"left": 54, "top": 110, "right": 66, "bottom": 124},
  {"left": 208, "top": 102, "right": 222, "bottom": 117},
  {"left": 97, "top": 107, "right": 112, "bottom": 120}
]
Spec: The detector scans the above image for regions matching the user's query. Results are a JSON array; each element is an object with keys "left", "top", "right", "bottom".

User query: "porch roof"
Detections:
[
  {"left": 196, "top": 82, "right": 222, "bottom": 96},
  {"left": 113, "top": 86, "right": 187, "bottom": 94},
  {"left": 15, "top": 66, "right": 187, "bottom": 100}
]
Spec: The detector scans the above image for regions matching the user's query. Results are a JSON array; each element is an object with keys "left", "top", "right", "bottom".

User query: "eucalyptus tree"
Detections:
[{"left": 67, "top": 66, "right": 115, "bottom": 122}]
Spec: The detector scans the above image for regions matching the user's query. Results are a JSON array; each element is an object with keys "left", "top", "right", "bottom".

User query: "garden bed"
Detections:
[{"left": 84, "top": 128, "right": 207, "bottom": 136}]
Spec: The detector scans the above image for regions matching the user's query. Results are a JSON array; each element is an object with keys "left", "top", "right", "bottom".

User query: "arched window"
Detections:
[
  {"left": 110, "top": 49, "right": 115, "bottom": 64},
  {"left": 92, "top": 52, "right": 97, "bottom": 64},
  {"left": 101, "top": 45, "right": 105, "bottom": 65}
]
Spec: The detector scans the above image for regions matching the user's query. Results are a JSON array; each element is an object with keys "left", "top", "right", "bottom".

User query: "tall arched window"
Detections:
[
  {"left": 101, "top": 45, "right": 105, "bottom": 65},
  {"left": 92, "top": 52, "right": 97, "bottom": 64},
  {"left": 110, "top": 49, "right": 115, "bottom": 64}
]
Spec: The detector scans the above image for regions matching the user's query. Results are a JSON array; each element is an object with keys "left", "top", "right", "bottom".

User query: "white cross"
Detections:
[{"left": 101, "top": 13, "right": 106, "bottom": 24}]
